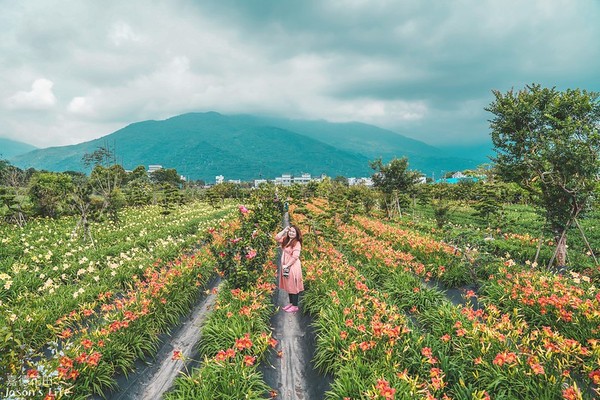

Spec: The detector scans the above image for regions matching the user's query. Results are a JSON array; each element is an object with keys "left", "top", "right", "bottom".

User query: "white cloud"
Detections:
[
  {"left": 109, "top": 21, "right": 143, "bottom": 46},
  {"left": 5, "top": 78, "right": 57, "bottom": 110},
  {"left": 326, "top": 99, "right": 428, "bottom": 126},
  {"left": 0, "top": 0, "right": 598, "bottom": 149},
  {"left": 67, "top": 96, "right": 96, "bottom": 117}
]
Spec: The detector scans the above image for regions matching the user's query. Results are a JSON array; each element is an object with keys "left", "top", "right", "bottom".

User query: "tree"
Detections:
[
  {"left": 82, "top": 145, "right": 116, "bottom": 168},
  {"left": 486, "top": 84, "right": 600, "bottom": 267},
  {"left": 88, "top": 164, "right": 126, "bottom": 222},
  {"left": 68, "top": 174, "right": 102, "bottom": 245},
  {"left": 333, "top": 175, "right": 349, "bottom": 186},
  {"left": 150, "top": 168, "right": 182, "bottom": 187},
  {"left": 126, "top": 165, "right": 149, "bottom": 184},
  {"left": 0, "top": 161, "right": 30, "bottom": 225},
  {"left": 159, "top": 183, "right": 183, "bottom": 216},
  {"left": 28, "top": 172, "right": 74, "bottom": 218},
  {"left": 369, "top": 157, "right": 421, "bottom": 217},
  {"left": 473, "top": 182, "right": 504, "bottom": 228}
]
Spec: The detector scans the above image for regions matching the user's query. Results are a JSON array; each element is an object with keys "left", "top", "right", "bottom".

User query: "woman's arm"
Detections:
[{"left": 275, "top": 226, "right": 290, "bottom": 241}]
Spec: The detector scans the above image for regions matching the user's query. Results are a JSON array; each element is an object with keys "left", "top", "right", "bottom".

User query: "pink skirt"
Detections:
[{"left": 279, "top": 259, "right": 304, "bottom": 294}]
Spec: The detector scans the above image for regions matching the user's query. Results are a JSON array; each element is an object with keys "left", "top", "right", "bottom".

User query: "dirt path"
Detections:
[
  {"left": 259, "top": 214, "right": 332, "bottom": 400},
  {"left": 103, "top": 277, "right": 222, "bottom": 400}
]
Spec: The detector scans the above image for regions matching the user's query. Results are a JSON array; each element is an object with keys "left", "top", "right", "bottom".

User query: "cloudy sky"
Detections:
[{"left": 1, "top": 0, "right": 599, "bottom": 149}]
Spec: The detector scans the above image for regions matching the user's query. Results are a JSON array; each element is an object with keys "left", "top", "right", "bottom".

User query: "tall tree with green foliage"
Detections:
[
  {"left": 150, "top": 168, "right": 182, "bottom": 187},
  {"left": 486, "top": 84, "right": 600, "bottom": 267},
  {"left": 370, "top": 157, "right": 421, "bottom": 217},
  {"left": 28, "top": 172, "right": 74, "bottom": 218},
  {"left": 0, "top": 160, "right": 30, "bottom": 225},
  {"left": 82, "top": 146, "right": 127, "bottom": 223}
]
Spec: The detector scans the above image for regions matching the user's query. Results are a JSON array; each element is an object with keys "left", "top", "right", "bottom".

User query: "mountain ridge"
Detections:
[
  {"left": 0, "top": 138, "right": 37, "bottom": 159},
  {"left": 9, "top": 112, "right": 490, "bottom": 181}
]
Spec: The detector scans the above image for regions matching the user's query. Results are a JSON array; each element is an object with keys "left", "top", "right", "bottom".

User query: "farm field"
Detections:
[
  {"left": 0, "top": 201, "right": 239, "bottom": 398},
  {"left": 1, "top": 193, "right": 599, "bottom": 399},
  {"left": 293, "top": 198, "right": 600, "bottom": 399}
]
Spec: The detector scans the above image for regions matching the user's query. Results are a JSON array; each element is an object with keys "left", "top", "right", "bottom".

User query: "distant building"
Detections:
[
  {"left": 348, "top": 177, "right": 374, "bottom": 187},
  {"left": 228, "top": 179, "right": 241, "bottom": 184},
  {"left": 148, "top": 165, "right": 163, "bottom": 173},
  {"left": 215, "top": 175, "right": 224, "bottom": 184},
  {"left": 293, "top": 173, "right": 311, "bottom": 185},
  {"left": 254, "top": 179, "right": 268, "bottom": 188},
  {"left": 274, "top": 174, "right": 293, "bottom": 186}
]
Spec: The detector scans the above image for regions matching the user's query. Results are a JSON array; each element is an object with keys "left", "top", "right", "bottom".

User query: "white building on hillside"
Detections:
[
  {"left": 254, "top": 179, "right": 268, "bottom": 188},
  {"left": 293, "top": 173, "right": 311, "bottom": 185},
  {"left": 274, "top": 174, "right": 293, "bottom": 186},
  {"left": 348, "top": 177, "right": 374, "bottom": 187},
  {"left": 215, "top": 175, "right": 224, "bottom": 184}
]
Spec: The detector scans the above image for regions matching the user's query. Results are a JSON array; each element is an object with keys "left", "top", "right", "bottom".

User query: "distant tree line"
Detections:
[{"left": 0, "top": 146, "right": 197, "bottom": 226}]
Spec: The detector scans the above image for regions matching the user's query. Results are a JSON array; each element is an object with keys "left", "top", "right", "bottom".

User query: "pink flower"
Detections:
[
  {"left": 239, "top": 205, "right": 249, "bottom": 214},
  {"left": 245, "top": 249, "right": 257, "bottom": 259}
]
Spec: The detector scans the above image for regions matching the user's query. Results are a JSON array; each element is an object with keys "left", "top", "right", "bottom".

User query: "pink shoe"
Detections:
[
  {"left": 282, "top": 304, "right": 293, "bottom": 311},
  {"left": 284, "top": 305, "right": 299, "bottom": 313}
]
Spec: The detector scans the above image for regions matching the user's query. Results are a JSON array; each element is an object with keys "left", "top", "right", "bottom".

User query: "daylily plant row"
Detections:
[
  {"left": 0, "top": 202, "right": 237, "bottom": 398},
  {"left": 294, "top": 199, "right": 599, "bottom": 400}
]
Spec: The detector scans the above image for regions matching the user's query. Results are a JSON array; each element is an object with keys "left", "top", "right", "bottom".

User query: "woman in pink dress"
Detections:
[{"left": 275, "top": 224, "right": 304, "bottom": 313}]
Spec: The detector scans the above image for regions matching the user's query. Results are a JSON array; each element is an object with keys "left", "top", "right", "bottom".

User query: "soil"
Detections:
[
  {"left": 258, "top": 286, "right": 333, "bottom": 400},
  {"left": 98, "top": 277, "right": 221, "bottom": 400}
]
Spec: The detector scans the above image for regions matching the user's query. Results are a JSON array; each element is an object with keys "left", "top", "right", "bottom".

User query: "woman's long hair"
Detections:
[{"left": 281, "top": 224, "right": 302, "bottom": 248}]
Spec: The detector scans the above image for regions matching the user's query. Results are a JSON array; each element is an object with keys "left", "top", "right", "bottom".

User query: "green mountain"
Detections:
[
  {"left": 9, "top": 112, "right": 485, "bottom": 181},
  {"left": 0, "top": 138, "right": 37, "bottom": 159},
  {"left": 251, "top": 116, "right": 487, "bottom": 176}
]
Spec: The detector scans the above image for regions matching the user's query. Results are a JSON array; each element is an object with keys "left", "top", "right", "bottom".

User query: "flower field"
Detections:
[
  {"left": 1, "top": 202, "right": 237, "bottom": 398},
  {"left": 2, "top": 190, "right": 600, "bottom": 399},
  {"left": 293, "top": 199, "right": 600, "bottom": 399}
]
